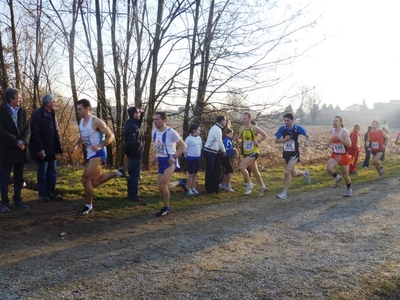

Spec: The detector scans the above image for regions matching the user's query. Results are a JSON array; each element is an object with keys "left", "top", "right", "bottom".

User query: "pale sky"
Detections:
[{"left": 287, "top": 0, "right": 400, "bottom": 110}]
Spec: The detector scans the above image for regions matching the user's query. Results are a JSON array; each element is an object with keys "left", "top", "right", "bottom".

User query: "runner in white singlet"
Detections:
[{"left": 70, "top": 99, "right": 128, "bottom": 215}]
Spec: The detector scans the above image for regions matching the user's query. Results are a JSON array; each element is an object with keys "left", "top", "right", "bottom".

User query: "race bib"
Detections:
[
  {"left": 371, "top": 141, "right": 379, "bottom": 149},
  {"left": 333, "top": 143, "right": 345, "bottom": 153},
  {"left": 243, "top": 141, "right": 254, "bottom": 151},
  {"left": 154, "top": 143, "right": 166, "bottom": 154},
  {"left": 82, "top": 136, "right": 92, "bottom": 146},
  {"left": 284, "top": 140, "right": 295, "bottom": 152}
]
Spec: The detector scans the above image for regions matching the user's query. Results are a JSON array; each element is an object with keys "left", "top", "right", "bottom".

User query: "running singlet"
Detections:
[
  {"left": 330, "top": 128, "right": 347, "bottom": 154},
  {"left": 152, "top": 127, "right": 181, "bottom": 158},
  {"left": 79, "top": 116, "right": 105, "bottom": 159},
  {"left": 275, "top": 125, "right": 307, "bottom": 153},
  {"left": 368, "top": 129, "right": 385, "bottom": 152},
  {"left": 241, "top": 125, "right": 259, "bottom": 155}
]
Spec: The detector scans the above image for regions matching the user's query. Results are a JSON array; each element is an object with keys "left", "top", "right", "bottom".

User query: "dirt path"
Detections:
[{"left": 1, "top": 177, "right": 400, "bottom": 300}]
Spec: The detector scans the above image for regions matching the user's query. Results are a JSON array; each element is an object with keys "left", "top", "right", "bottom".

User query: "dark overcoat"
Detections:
[
  {"left": 29, "top": 106, "right": 63, "bottom": 161},
  {"left": 0, "top": 102, "right": 31, "bottom": 164}
]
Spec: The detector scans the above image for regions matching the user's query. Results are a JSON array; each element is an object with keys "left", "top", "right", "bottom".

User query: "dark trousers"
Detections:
[
  {"left": 362, "top": 147, "right": 371, "bottom": 167},
  {"left": 0, "top": 163, "right": 24, "bottom": 205},
  {"left": 127, "top": 157, "right": 141, "bottom": 198},
  {"left": 204, "top": 151, "right": 222, "bottom": 194}
]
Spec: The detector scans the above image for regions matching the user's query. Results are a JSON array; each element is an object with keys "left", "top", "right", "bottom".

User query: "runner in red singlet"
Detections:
[{"left": 365, "top": 120, "right": 389, "bottom": 179}]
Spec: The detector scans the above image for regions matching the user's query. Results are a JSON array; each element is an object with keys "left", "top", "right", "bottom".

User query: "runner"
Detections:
[
  {"left": 365, "top": 120, "right": 389, "bottom": 179},
  {"left": 325, "top": 116, "right": 352, "bottom": 197},
  {"left": 274, "top": 113, "right": 311, "bottom": 200},
  {"left": 69, "top": 99, "right": 128, "bottom": 215},
  {"left": 151, "top": 112, "right": 186, "bottom": 217},
  {"left": 348, "top": 124, "right": 361, "bottom": 175},
  {"left": 235, "top": 112, "right": 268, "bottom": 196}
]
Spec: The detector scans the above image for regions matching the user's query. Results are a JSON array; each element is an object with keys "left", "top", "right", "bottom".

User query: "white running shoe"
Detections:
[
  {"left": 333, "top": 175, "right": 342, "bottom": 188},
  {"left": 192, "top": 189, "right": 200, "bottom": 195},
  {"left": 344, "top": 188, "right": 352, "bottom": 197},
  {"left": 276, "top": 192, "right": 287, "bottom": 200},
  {"left": 244, "top": 183, "right": 253, "bottom": 195},
  {"left": 244, "top": 182, "right": 255, "bottom": 188},
  {"left": 225, "top": 185, "right": 235, "bottom": 192},
  {"left": 304, "top": 170, "right": 311, "bottom": 184},
  {"left": 258, "top": 185, "right": 268, "bottom": 196}
]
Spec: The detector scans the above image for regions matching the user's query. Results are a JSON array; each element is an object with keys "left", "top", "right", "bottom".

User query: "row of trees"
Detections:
[{"left": 0, "top": 0, "right": 320, "bottom": 168}]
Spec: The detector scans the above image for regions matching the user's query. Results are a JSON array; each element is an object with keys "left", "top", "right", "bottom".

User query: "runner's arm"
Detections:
[
  {"left": 94, "top": 117, "right": 115, "bottom": 148},
  {"left": 254, "top": 126, "right": 267, "bottom": 146}
]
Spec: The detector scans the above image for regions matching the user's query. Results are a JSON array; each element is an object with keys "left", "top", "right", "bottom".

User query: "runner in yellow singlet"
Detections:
[{"left": 235, "top": 112, "right": 268, "bottom": 196}]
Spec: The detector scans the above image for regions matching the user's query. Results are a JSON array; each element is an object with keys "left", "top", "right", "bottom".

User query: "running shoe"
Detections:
[
  {"left": 244, "top": 182, "right": 255, "bottom": 188},
  {"left": 187, "top": 189, "right": 194, "bottom": 195},
  {"left": 344, "top": 188, "right": 352, "bottom": 197},
  {"left": 156, "top": 207, "right": 170, "bottom": 217},
  {"left": 379, "top": 167, "right": 384, "bottom": 177},
  {"left": 219, "top": 183, "right": 226, "bottom": 190},
  {"left": 304, "top": 170, "right": 311, "bottom": 184},
  {"left": 276, "top": 192, "right": 287, "bottom": 200},
  {"left": 244, "top": 183, "right": 253, "bottom": 195},
  {"left": 333, "top": 175, "right": 342, "bottom": 188},
  {"left": 192, "top": 189, "right": 200, "bottom": 195},
  {"left": 258, "top": 185, "right": 268, "bottom": 196},
  {"left": 77, "top": 205, "right": 93, "bottom": 215},
  {"left": 118, "top": 167, "right": 130, "bottom": 178},
  {"left": 179, "top": 178, "right": 188, "bottom": 192},
  {"left": 1, "top": 204, "right": 10, "bottom": 213},
  {"left": 225, "top": 185, "right": 234, "bottom": 192},
  {"left": 14, "top": 200, "right": 29, "bottom": 210}
]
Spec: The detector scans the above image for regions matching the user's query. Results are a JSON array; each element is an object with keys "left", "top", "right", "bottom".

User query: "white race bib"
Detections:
[
  {"left": 244, "top": 141, "right": 254, "bottom": 151},
  {"left": 333, "top": 143, "right": 345, "bottom": 154},
  {"left": 154, "top": 143, "right": 166, "bottom": 154},
  {"left": 82, "top": 136, "right": 92, "bottom": 146},
  {"left": 371, "top": 141, "right": 379, "bottom": 149},
  {"left": 284, "top": 140, "right": 295, "bottom": 152}
]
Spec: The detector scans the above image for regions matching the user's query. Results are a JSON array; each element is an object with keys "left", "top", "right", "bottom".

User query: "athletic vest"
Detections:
[
  {"left": 330, "top": 128, "right": 347, "bottom": 154},
  {"left": 240, "top": 125, "right": 259, "bottom": 155},
  {"left": 369, "top": 129, "right": 385, "bottom": 152},
  {"left": 79, "top": 116, "right": 105, "bottom": 159},
  {"left": 282, "top": 125, "right": 299, "bottom": 153}
]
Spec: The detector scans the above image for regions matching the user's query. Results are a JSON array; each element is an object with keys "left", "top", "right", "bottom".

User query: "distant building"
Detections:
[{"left": 345, "top": 104, "right": 362, "bottom": 112}]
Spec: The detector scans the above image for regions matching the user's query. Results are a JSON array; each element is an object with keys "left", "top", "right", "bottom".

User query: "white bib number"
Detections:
[
  {"left": 244, "top": 141, "right": 254, "bottom": 151},
  {"left": 284, "top": 140, "right": 295, "bottom": 152},
  {"left": 82, "top": 136, "right": 92, "bottom": 146},
  {"left": 154, "top": 143, "right": 166, "bottom": 154},
  {"left": 333, "top": 143, "right": 345, "bottom": 153},
  {"left": 371, "top": 141, "right": 379, "bottom": 149}
]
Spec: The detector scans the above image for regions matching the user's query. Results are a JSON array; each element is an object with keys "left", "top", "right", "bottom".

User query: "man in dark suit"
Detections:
[{"left": 0, "top": 88, "right": 31, "bottom": 213}]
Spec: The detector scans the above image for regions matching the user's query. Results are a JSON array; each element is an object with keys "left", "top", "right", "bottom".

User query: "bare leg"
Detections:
[
  {"left": 283, "top": 159, "right": 298, "bottom": 192},
  {"left": 158, "top": 164, "right": 176, "bottom": 207},
  {"left": 248, "top": 162, "right": 265, "bottom": 187},
  {"left": 239, "top": 156, "right": 256, "bottom": 184},
  {"left": 341, "top": 165, "right": 351, "bottom": 185},
  {"left": 81, "top": 158, "right": 102, "bottom": 206}
]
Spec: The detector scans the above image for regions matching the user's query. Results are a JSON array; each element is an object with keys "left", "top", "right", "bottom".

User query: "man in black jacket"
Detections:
[
  {"left": 29, "top": 94, "right": 63, "bottom": 203},
  {"left": 123, "top": 107, "right": 144, "bottom": 200},
  {"left": 0, "top": 88, "right": 31, "bottom": 213}
]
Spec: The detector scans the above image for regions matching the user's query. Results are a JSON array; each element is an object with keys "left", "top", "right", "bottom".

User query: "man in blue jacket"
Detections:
[
  {"left": 30, "top": 94, "right": 63, "bottom": 203},
  {"left": 0, "top": 88, "right": 31, "bottom": 213},
  {"left": 123, "top": 107, "right": 144, "bottom": 201}
]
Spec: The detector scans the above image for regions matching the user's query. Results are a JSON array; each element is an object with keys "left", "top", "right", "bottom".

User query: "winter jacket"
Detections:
[
  {"left": 29, "top": 106, "right": 63, "bottom": 161},
  {"left": 123, "top": 118, "right": 143, "bottom": 159},
  {"left": 0, "top": 102, "right": 30, "bottom": 164}
]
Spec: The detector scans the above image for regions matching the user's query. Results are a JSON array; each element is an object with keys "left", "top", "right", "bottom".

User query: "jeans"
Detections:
[
  {"left": 362, "top": 146, "right": 371, "bottom": 167},
  {"left": 127, "top": 157, "right": 141, "bottom": 198},
  {"left": 0, "top": 163, "right": 24, "bottom": 205},
  {"left": 37, "top": 160, "right": 57, "bottom": 196}
]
